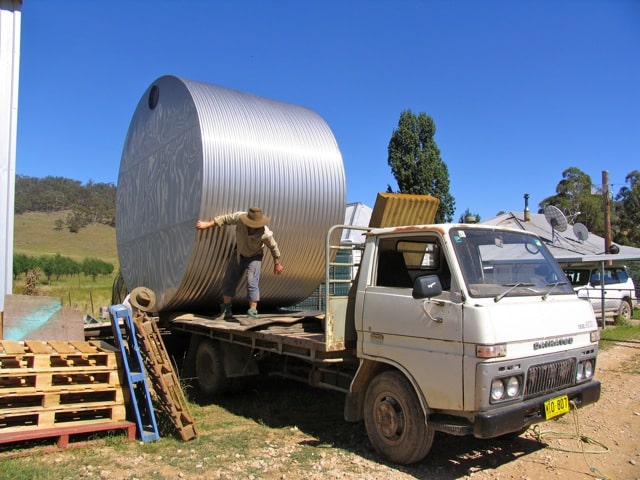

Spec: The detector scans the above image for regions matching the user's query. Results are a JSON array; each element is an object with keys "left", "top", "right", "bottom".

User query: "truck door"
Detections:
[{"left": 360, "top": 235, "right": 464, "bottom": 410}]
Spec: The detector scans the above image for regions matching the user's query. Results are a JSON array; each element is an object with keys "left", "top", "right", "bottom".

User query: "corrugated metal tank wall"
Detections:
[{"left": 116, "top": 75, "right": 346, "bottom": 312}]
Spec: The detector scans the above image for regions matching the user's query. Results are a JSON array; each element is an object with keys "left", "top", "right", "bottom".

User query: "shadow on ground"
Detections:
[{"left": 189, "top": 376, "right": 546, "bottom": 479}]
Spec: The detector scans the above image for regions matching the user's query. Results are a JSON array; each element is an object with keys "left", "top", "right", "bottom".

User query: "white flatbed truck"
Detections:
[{"left": 165, "top": 223, "right": 600, "bottom": 464}]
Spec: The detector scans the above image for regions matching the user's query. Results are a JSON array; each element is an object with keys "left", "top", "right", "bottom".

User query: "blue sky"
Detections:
[{"left": 15, "top": 0, "right": 639, "bottom": 221}]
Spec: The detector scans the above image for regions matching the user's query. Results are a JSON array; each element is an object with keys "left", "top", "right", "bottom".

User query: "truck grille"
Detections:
[{"left": 524, "top": 358, "right": 575, "bottom": 398}]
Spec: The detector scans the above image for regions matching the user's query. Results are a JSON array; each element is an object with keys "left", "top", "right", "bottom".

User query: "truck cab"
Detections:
[{"left": 346, "top": 224, "right": 600, "bottom": 463}]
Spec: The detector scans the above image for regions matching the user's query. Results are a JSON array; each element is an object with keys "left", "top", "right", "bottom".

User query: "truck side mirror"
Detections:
[{"left": 412, "top": 275, "right": 443, "bottom": 299}]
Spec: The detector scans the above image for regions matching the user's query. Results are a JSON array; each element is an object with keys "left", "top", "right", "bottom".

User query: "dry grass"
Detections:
[
  {"left": 13, "top": 211, "right": 118, "bottom": 265},
  {"left": 12, "top": 211, "right": 118, "bottom": 315}
]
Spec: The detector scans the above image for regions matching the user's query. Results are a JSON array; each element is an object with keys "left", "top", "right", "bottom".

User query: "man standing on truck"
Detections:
[{"left": 196, "top": 207, "right": 283, "bottom": 319}]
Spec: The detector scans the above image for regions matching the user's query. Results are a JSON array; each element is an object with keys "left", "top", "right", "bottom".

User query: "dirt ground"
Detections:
[
  {"left": 172, "top": 340, "right": 640, "bottom": 480},
  {"left": 5, "top": 340, "right": 639, "bottom": 480},
  {"left": 239, "top": 340, "right": 640, "bottom": 480}
]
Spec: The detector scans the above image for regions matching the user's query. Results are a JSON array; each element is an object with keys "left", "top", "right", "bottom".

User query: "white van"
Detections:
[{"left": 563, "top": 264, "right": 637, "bottom": 322}]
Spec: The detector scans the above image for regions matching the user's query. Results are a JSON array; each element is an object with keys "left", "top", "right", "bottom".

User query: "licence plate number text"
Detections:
[{"left": 544, "top": 395, "right": 570, "bottom": 420}]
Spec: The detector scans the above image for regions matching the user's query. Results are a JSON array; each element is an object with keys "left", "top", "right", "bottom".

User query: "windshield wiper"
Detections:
[
  {"left": 542, "top": 281, "right": 568, "bottom": 301},
  {"left": 494, "top": 283, "right": 535, "bottom": 303}
]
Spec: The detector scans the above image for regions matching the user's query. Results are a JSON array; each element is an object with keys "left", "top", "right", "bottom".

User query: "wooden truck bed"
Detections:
[{"left": 168, "top": 311, "right": 356, "bottom": 363}]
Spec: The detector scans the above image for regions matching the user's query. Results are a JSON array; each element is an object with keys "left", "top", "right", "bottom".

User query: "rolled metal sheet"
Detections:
[{"left": 117, "top": 75, "right": 346, "bottom": 312}]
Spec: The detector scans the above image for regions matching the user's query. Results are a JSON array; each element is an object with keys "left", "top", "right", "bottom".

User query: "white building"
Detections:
[{"left": 0, "top": 0, "right": 22, "bottom": 320}]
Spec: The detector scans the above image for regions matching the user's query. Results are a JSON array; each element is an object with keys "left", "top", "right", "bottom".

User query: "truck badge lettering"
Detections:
[{"left": 533, "top": 337, "right": 573, "bottom": 350}]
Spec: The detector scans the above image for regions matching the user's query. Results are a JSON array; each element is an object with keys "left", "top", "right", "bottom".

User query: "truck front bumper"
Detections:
[{"left": 473, "top": 380, "right": 601, "bottom": 439}]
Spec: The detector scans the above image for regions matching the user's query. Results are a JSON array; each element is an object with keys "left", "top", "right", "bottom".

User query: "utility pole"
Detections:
[{"left": 602, "top": 170, "right": 612, "bottom": 254}]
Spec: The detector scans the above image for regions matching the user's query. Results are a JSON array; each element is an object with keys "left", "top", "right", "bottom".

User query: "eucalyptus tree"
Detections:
[
  {"left": 538, "top": 167, "right": 604, "bottom": 236},
  {"left": 615, "top": 170, "right": 640, "bottom": 247}
]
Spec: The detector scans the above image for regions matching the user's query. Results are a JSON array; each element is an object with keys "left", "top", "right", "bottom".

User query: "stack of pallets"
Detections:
[{"left": 0, "top": 340, "right": 135, "bottom": 447}]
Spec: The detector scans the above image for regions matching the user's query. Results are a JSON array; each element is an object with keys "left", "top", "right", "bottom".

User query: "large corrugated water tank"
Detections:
[{"left": 116, "top": 75, "right": 346, "bottom": 312}]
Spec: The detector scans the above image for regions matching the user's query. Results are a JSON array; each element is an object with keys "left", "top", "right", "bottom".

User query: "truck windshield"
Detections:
[{"left": 449, "top": 228, "right": 573, "bottom": 299}]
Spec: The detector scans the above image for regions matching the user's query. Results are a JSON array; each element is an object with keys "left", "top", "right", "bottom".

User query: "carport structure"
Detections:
[{"left": 483, "top": 211, "right": 640, "bottom": 326}]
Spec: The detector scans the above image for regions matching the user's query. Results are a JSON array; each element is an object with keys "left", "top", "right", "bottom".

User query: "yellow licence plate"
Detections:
[{"left": 544, "top": 395, "right": 570, "bottom": 420}]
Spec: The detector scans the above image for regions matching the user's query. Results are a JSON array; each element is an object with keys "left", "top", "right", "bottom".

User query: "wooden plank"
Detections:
[
  {"left": 47, "top": 341, "right": 77, "bottom": 354},
  {"left": 0, "top": 341, "right": 26, "bottom": 355},
  {"left": 0, "top": 421, "right": 136, "bottom": 448},
  {"left": 23, "top": 341, "right": 51, "bottom": 354},
  {"left": 69, "top": 342, "right": 101, "bottom": 354},
  {"left": 88, "top": 340, "right": 118, "bottom": 352}
]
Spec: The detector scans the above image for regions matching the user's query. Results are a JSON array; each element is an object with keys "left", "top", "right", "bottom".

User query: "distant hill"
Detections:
[
  {"left": 15, "top": 175, "right": 116, "bottom": 233},
  {"left": 13, "top": 211, "right": 118, "bottom": 267}
]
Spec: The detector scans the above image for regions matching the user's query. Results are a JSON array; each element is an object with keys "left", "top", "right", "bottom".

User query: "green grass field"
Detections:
[{"left": 12, "top": 211, "right": 118, "bottom": 316}]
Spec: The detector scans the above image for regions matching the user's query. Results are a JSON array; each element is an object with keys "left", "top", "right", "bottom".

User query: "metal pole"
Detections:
[
  {"left": 600, "top": 260, "right": 606, "bottom": 329},
  {"left": 600, "top": 171, "right": 611, "bottom": 328},
  {"left": 603, "top": 171, "right": 612, "bottom": 261}
]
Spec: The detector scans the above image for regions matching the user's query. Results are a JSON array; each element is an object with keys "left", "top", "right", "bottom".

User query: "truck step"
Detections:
[{"left": 428, "top": 415, "right": 474, "bottom": 436}]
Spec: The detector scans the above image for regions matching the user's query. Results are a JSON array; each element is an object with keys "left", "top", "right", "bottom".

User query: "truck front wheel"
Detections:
[
  {"left": 364, "top": 371, "right": 434, "bottom": 464},
  {"left": 195, "top": 338, "right": 229, "bottom": 396}
]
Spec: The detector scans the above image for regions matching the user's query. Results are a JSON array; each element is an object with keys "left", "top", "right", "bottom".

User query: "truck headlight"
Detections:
[
  {"left": 490, "top": 376, "right": 522, "bottom": 402},
  {"left": 584, "top": 360, "right": 594, "bottom": 378},
  {"left": 506, "top": 376, "right": 520, "bottom": 397},
  {"left": 576, "top": 359, "right": 595, "bottom": 382},
  {"left": 491, "top": 379, "right": 504, "bottom": 401}
]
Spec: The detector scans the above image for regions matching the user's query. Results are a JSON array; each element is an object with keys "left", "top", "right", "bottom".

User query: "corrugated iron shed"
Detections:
[{"left": 482, "top": 212, "right": 640, "bottom": 264}]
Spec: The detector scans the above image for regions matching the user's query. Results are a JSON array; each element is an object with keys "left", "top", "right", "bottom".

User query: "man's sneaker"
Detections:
[
  {"left": 219, "top": 303, "right": 233, "bottom": 320},
  {"left": 247, "top": 308, "right": 258, "bottom": 319}
]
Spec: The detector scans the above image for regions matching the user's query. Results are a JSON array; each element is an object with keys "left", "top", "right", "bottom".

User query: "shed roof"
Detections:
[{"left": 482, "top": 212, "right": 640, "bottom": 264}]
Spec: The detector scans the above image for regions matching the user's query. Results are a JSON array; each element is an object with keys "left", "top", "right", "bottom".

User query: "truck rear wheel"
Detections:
[
  {"left": 364, "top": 371, "right": 434, "bottom": 464},
  {"left": 195, "top": 339, "right": 229, "bottom": 396}
]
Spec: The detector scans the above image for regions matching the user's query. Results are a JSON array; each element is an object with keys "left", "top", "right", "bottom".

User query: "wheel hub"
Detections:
[{"left": 375, "top": 397, "right": 404, "bottom": 439}]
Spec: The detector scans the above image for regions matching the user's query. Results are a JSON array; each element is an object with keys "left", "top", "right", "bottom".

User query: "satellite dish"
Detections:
[
  {"left": 544, "top": 205, "right": 568, "bottom": 232},
  {"left": 573, "top": 222, "right": 589, "bottom": 242}
]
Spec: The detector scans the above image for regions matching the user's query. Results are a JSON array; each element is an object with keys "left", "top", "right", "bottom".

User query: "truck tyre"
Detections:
[
  {"left": 617, "top": 301, "right": 632, "bottom": 324},
  {"left": 195, "top": 339, "right": 229, "bottom": 396},
  {"left": 364, "top": 371, "right": 434, "bottom": 464}
]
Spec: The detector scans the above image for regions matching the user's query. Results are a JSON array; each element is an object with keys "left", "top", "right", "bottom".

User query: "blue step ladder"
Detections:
[{"left": 109, "top": 305, "right": 160, "bottom": 442}]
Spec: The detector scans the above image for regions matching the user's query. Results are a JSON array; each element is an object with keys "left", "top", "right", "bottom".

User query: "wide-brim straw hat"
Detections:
[
  {"left": 129, "top": 286, "right": 157, "bottom": 313},
  {"left": 240, "top": 207, "right": 270, "bottom": 228}
]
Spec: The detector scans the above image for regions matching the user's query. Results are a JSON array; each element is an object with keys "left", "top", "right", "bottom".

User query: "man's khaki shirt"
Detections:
[{"left": 214, "top": 211, "right": 281, "bottom": 260}]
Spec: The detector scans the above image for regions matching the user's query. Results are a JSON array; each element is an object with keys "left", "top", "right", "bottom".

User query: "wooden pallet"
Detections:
[
  {"left": 0, "top": 421, "right": 136, "bottom": 448},
  {"left": 0, "top": 402, "right": 127, "bottom": 433},
  {"left": 0, "top": 366, "right": 122, "bottom": 393},
  {"left": 0, "top": 339, "right": 128, "bottom": 439},
  {"left": 0, "top": 340, "right": 118, "bottom": 370},
  {"left": 0, "top": 386, "right": 125, "bottom": 410},
  {"left": 134, "top": 313, "right": 197, "bottom": 441}
]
